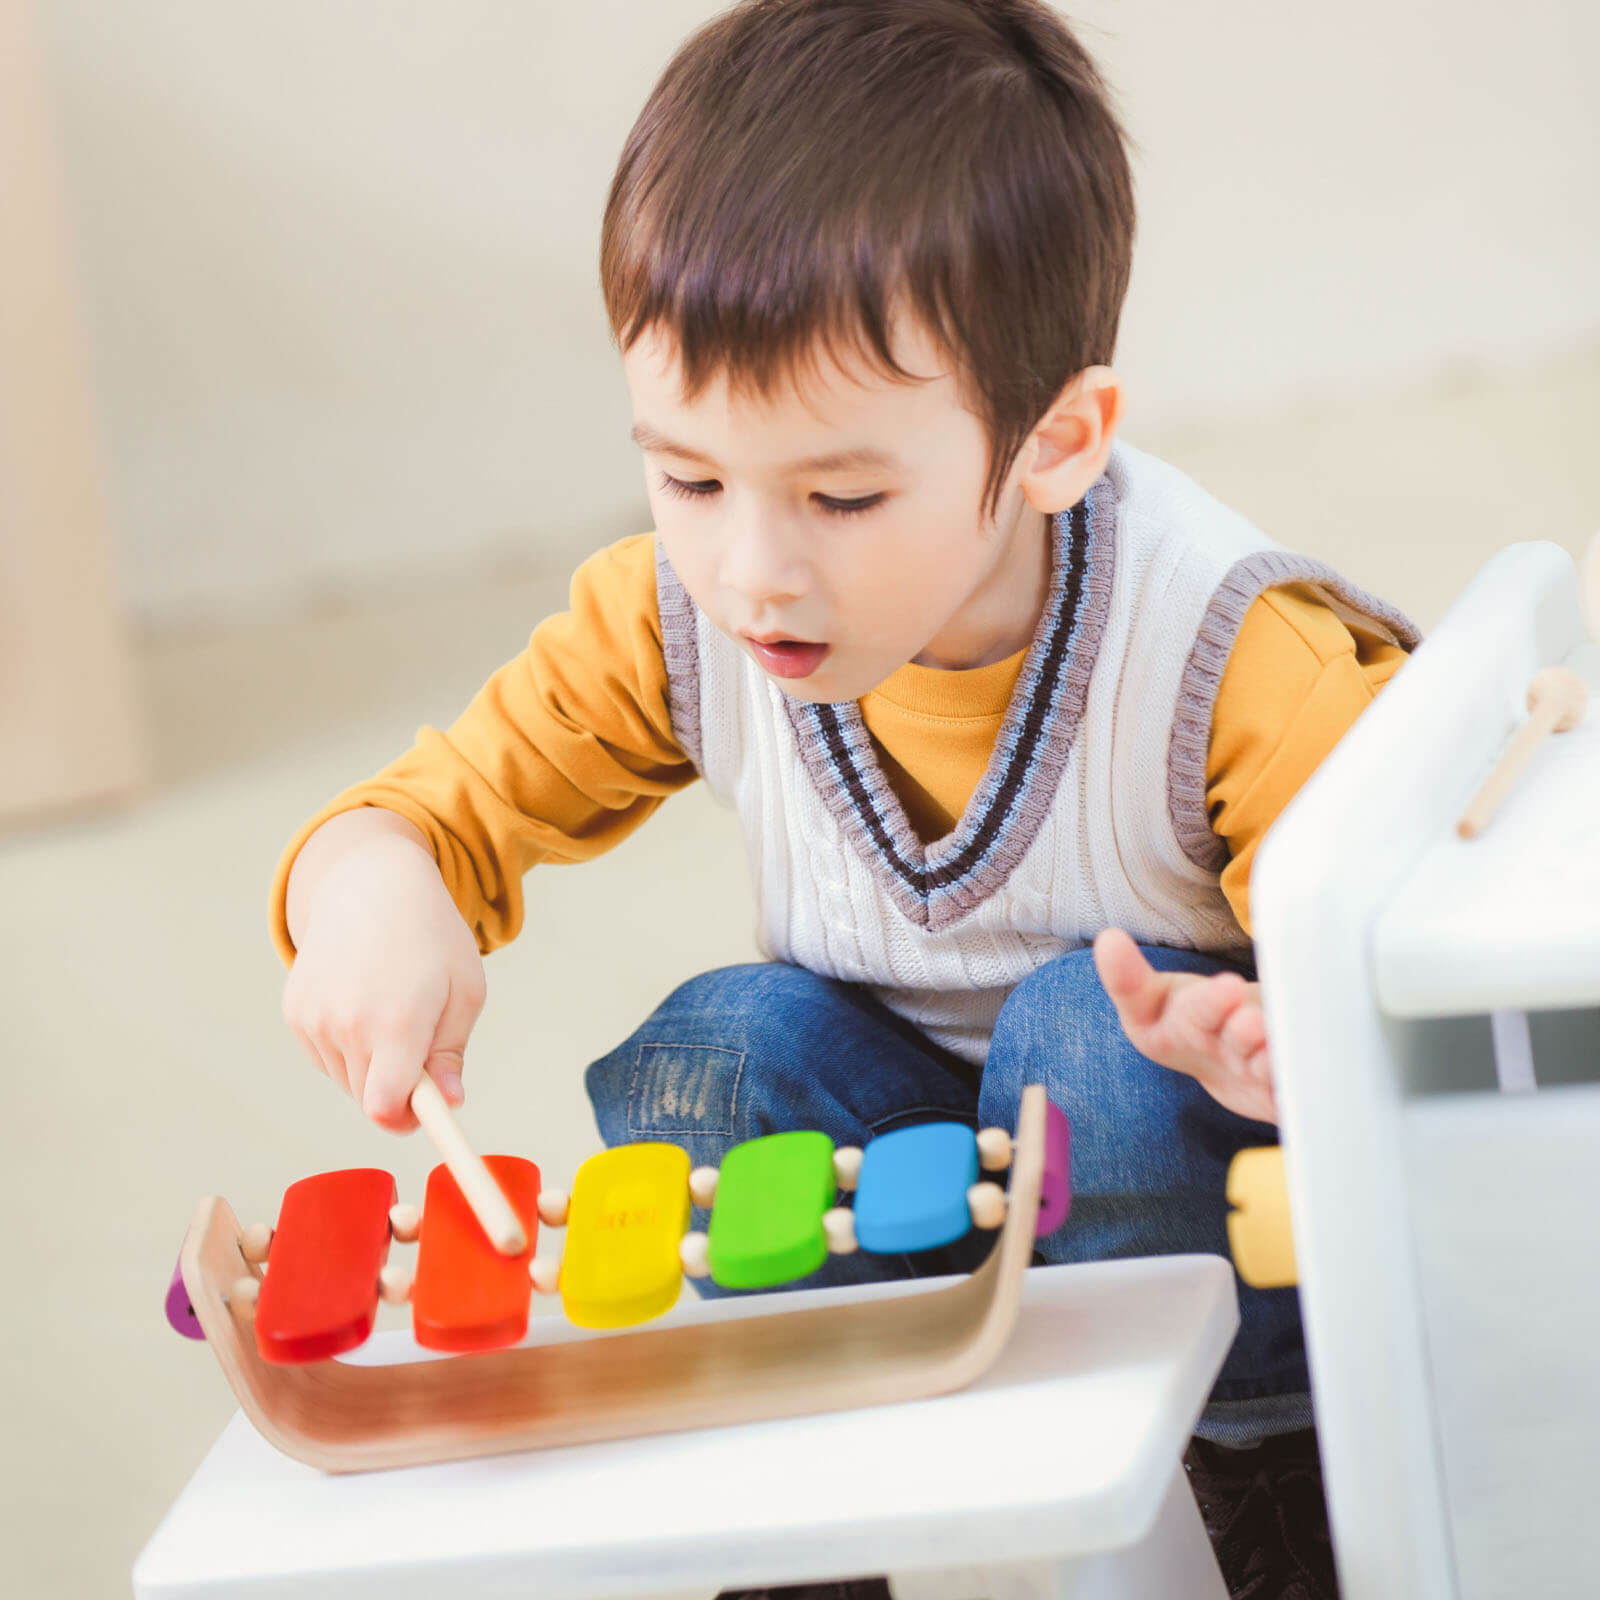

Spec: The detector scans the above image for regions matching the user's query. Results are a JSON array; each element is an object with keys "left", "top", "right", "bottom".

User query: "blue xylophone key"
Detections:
[{"left": 853, "top": 1122, "right": 979, "bottom": 1253}]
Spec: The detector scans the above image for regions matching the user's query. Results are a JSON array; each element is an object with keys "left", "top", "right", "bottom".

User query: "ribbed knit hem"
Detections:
[
  {"left": 655, "top": 538, "right": 705, "bottom": 773},
  {"left": 1167, "top": 551, "right": 1423, "bottom": 873}
]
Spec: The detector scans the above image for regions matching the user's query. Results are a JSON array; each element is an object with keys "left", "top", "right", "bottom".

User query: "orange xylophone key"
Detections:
[
  {"left": 255, "top": 1168, "right": 396, "bottom": 1364},
  {"left": 412, "top": 1156, "right": 540, "bottom": 1353}
]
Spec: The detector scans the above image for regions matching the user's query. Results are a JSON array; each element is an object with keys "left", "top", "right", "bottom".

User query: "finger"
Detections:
[
  {"left": 364, "top": 1012, "right": 438, "bottom": 1132},
  {"left": 342, "top": 1028, "right": 371, "bottom": 1111},
  {"left": 288, "top": 1022, "right": 330, "bottom": 1081},
  {"left": 424, "top": 1048, "right": 466, "bottom": 1107},
  {"left": 320, "top": 1035, "right": 352, "bottom": 1099},
  {"left": 1220, "top": 998, "right": 1266, "bottom": 1055},
  {"left": 425, "top": 972, "right": 485, "bottom": 1106},
  {"left": 1092, "top": 927, "right": 1167, "bottom": 1031},
  {"left": 285, "top": 987, "right": 345, "bottom": 1090},
  {"left": 1186, "top": 971, "right": 1248, "bottom": 1035}
]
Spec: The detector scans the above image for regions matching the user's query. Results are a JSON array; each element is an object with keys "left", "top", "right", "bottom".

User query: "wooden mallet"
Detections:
[
  {"left": 1457, "top": 663, "right": 1589, "bottom": 840},
  {"left": 409, "top": 1075, "right": 527, "bottom": 1256}
]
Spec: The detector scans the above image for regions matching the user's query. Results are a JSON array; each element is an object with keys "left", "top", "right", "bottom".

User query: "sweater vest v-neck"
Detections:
[{"left": 655, "top": 440, "right": 1420, "bottom": 1064}]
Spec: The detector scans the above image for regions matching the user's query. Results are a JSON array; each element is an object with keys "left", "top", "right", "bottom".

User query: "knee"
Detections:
[
  {"left": 584, "top": 962, "right": 838, "bottom": 1152},
  {"left": 980, "top": 947, "right": 1110, "bottom": 1126},
  {"left": 980, "top": 941, "right": 1241, "bottom": 1128}
]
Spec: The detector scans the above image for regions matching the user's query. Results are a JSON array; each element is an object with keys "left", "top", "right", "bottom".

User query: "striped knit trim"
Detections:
[
  {"left": 654, "top": 537, "right": 705, "bottom": 773},
  {"left": 784, "top": 477, "right": 1118, "bottom": 931},
  {"left": 1167, "top": 551, "right": 1424, "bottom": 872}
]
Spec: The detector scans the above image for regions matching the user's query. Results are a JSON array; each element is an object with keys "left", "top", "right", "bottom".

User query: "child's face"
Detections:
[{"left": 623, "top": 315, "right": 1054, "bottom": 702}]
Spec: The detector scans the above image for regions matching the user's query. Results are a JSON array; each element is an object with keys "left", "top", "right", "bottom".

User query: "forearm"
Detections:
[{"left": 284, "top": 806, "right": 435, "bottom": 952}]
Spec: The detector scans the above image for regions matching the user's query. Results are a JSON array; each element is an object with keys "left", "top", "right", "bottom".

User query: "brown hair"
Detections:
[{"left": 600, "top": 0, "right": 1137, "bottom": 521}]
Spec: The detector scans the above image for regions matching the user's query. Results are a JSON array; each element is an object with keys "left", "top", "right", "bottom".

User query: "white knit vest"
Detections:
[{"left": 656, "top": 440, "right": 1419, "bottom": 1064}]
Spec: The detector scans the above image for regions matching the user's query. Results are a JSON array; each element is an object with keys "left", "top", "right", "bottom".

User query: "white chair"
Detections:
[{"left": 1252, "top": 538, "right": 1600, "bottom": 1600}]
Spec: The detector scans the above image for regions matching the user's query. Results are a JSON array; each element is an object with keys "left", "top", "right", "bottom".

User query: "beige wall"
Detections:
[{"left": 38, "top": 1, "right": 1600, "bottom": 628}]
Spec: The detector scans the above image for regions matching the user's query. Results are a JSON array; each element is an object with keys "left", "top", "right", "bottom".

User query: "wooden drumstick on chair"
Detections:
[
  {"left": 1456, "top": 665, "right": 1589, "bottom": 839},
  {"left": 410, "top": 1075, "right": 528, "bottom": 1256}
]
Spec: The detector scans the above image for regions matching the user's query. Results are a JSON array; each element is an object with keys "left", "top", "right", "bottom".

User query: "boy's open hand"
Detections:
[
  {"left": 1091, "top": 927, "right": 1277, "bottom": 1125},
  {"left": 282, "top": 828, "right": 486, "bottom": 1134}
]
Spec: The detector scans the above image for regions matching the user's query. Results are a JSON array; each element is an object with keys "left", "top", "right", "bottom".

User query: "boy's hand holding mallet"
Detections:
[{"left": 281, "top": 808, "right": 486, "bottom": 1133}]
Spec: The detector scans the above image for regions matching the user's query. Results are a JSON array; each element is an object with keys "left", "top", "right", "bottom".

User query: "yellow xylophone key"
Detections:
[
  {"left": 561, "top": 1143, "right": 691, "bottom": 1329},
  {"left": 1225, "top": 1146, "right": 1298, "bottom": 1288}
]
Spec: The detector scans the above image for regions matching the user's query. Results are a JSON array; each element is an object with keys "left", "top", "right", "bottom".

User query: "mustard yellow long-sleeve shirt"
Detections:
[{"left": 270, "top": 532, "right": 1407, "bottom": 963}]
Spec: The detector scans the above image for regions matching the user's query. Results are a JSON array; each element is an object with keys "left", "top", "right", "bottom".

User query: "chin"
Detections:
[
  {"left": 765, "top": 674, "right": 842, "bottom": 705},
  {"left": 769, "top": 663, "right": 893, "bottom": 705}
]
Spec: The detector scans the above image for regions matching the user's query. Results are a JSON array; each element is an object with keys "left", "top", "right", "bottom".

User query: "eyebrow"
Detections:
[{"left": 629, "top": 421, "right": 903, "bottom": 475}]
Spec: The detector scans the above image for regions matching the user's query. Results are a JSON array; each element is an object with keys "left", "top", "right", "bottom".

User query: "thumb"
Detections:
[
  {"left": 423, "top": 973, "right": 485, "bottom": 1108},
  {"left": 1093, "top": 927, "right": 1165, "bottom": 1032}
]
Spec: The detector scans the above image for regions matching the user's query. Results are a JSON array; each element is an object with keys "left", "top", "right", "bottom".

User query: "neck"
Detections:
[{"left": 912, "top": 505, "right": 1054, "bottom": 670}]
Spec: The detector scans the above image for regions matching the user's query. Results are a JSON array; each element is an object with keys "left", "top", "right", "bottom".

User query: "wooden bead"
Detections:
[
  {"left": 378, "top": 1264, "right": 413, "bottom": 1305},
  {"left": 976, "top": 1128, "right": 1013, "bottom": 1172},
  {"left": 832, "top": 1147, "right": 863, "bottom": 1192},
  {"left": 967, "top": 1182, "right": 1007, "bottom": 1231},
  {"left": 228, "top": 1275, "right": 260, "bottom": 1317},
  {"left": 240, "top": 1223, "right": 274, "bottom": 1263},
  {"left": 536, "top": 1188, "right": 569, "bottom": 1229},
  {"left": 822, "top": 1207, "right": 858, "bottom": 1254},
  {"left": 388, "top": 1203, "right": 421, "bottom": 1243},
  {"left": 688, "top": 1166, "right": 719, "bottom": 1209},
  {"left": 679, "top": 1231, "right": 711, "bottom": 1279},
  {"left": 529, "top": 1256, "right": 561, "bottom": 1296}
]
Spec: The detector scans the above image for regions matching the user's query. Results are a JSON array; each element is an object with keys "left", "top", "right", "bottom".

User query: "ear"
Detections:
[{"left": 1020, "top": 366, "right": 1125, "bottom": 514}]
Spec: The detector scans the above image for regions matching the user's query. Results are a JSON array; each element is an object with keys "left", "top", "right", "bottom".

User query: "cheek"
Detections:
[{"left": 656, "top": 526, "right": 722, "bottom": 615}]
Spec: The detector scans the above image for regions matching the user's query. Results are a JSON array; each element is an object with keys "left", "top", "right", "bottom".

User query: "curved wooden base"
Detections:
[{"left": 181, "top": 1087, "right": 1045, "bottom": 1474}]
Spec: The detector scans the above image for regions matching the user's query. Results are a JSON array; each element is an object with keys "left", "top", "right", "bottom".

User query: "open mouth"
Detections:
[{"left": 742, "top": 634, "right": 831, "bottom": 680}]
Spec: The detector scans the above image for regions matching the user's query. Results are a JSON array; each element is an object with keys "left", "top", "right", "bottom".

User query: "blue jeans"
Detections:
[{"left": 584, "top": 946, "right": 1312, "bottom": 1444}]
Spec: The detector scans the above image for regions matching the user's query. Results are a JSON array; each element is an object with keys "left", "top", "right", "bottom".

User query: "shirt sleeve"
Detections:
[
  {"left": 268, "top": 532, "right": 695, "bottom": 966},
  {"left": 1206, "top": 582, "right": 1409, "bottom": 938}
]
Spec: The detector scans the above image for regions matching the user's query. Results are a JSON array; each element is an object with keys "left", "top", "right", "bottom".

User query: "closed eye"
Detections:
[
  {"left": 813, "top": 493, "right": 885, "bottom": 518},
  {"left": 656, "top": 472, "right": 720, "bottom": 501},
  {"left": 655, "top": 472, "right": 884, "bottom": 519}
]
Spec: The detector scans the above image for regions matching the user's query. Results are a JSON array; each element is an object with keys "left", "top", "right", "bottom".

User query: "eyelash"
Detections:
[{"left": 655, "top": 472, "right": 884, "bottom": 519}]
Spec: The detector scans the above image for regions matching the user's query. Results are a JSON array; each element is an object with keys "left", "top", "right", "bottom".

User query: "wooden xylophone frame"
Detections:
[{"left": 180, "top": 1086, "right": 1048, "bottom": 1474}]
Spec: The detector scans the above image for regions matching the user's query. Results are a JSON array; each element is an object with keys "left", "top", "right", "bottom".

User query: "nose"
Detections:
[{"left": 720, "top": 510, "right": 809, "bottom": 613}]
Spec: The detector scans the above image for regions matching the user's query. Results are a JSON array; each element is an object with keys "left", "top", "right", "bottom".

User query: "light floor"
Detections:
[{"left": 3, "top": 349, "right": 1596, "bottom": 1598}]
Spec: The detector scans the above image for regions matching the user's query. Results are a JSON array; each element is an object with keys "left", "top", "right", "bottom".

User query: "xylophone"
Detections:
[{"left": 169, "top": 1085, "right": 1072, "bottom": 1473}]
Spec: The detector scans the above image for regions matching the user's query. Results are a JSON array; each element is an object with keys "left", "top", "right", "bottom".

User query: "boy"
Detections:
[{"left": 273, "top": 3, "right": 1417, "bottom": 1594}]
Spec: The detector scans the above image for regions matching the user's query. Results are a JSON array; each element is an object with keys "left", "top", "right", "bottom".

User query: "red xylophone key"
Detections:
[
  {"left": 412, "top": 1156, "right": 540, "bottom": 1353},
  {"left": 255, "top": 1169, "right": 396, "bottom": 1364}
]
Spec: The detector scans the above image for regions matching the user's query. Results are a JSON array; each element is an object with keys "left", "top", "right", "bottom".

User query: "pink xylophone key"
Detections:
[
  {"left": 165, "top": 1254, "right": 205, "bottom": 1340},
  {"left": 412, "top": 1156, "right": 540, "bottom": 1353},
  {"left": 254, "top": 1169, "right": 396, "bottom": 1364},
  {"left": 1035, "top": 1102, "right": 1072, "bottom": 1236}
]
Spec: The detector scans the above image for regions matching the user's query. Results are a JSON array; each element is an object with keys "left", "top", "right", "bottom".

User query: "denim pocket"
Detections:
[{"left": 628, "top": 1042, "right": 745, "bottom": 1138}]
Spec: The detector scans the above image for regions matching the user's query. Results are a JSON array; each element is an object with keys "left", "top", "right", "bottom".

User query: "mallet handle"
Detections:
[
  {"left": 410, "top": 1076, "right": 528, "bottom": 1256},
  {"left": 1457, "top": 666, "right": 1588, "bottom": 840}
]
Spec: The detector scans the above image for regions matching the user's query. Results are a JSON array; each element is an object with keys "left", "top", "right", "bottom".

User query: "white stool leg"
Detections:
[
  {"left": 890, "top": 1563, "right": 1066, "bottom": 1600},
  {"left": 889, "top": 1462, "right": 1225, "bottom": 1600},
  {"left": 1064, "top": 1463, "right": 1227, "bottom": 1600}
]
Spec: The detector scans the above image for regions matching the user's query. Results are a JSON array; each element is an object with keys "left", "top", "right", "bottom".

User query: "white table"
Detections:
[{"left": 134, "top": 1256, "right": 1237, "bottom": 1600}]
